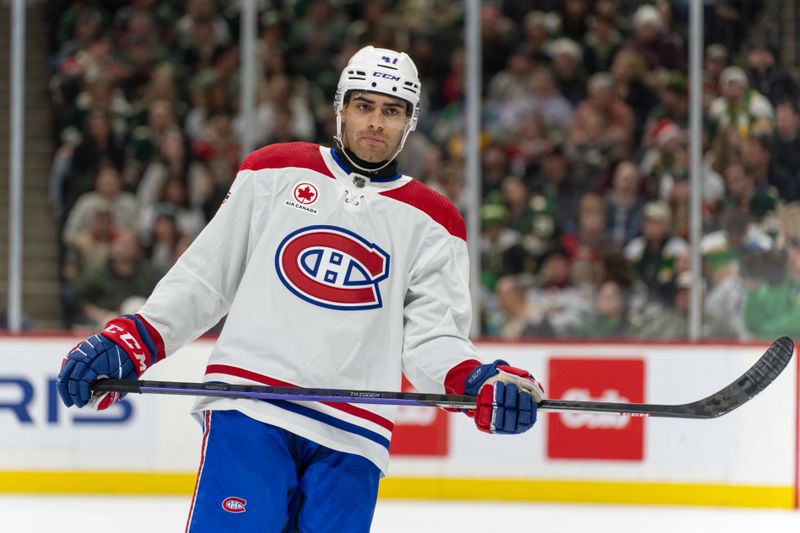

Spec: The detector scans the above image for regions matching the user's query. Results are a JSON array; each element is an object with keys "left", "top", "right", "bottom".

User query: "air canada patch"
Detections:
[
  {"left": 275, "top": 225, "right": 390, "bottom": 310},
  {"left": 285, "top": 181, "right": 320, "bottom": 214},
  {"left": 222, "top": 496, "right": 247, "bottom": 513}
]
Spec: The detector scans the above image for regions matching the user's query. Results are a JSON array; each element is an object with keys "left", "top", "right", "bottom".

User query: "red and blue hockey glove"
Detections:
[
  {"left": 57, "top": 314, "right": 162, "bottom": 410},
  {"left": 463, "top": 359, "right": 545, "bottom": 434}
]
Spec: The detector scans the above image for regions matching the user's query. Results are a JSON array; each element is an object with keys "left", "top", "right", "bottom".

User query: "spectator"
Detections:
[
  {"left": 527, "top": 249, "right": 593, "bottom": 336},
  {"left": 521, "top": 11, "right": 558, "bottom": 63},
  {"left": 644, "top": 70, "right": 688, "bottom": 138},
  {"left": 176, "top": 0, "right": 231, "bottom": 51},
  {"left": 56, "top": 108, "right": 126, "bottom": 215},
  {"left": 71, "top": 230, "right": 160, "bottom": 329},
  {"left": 479, "top": 6, "right": 519, "bottom": 82},
  {"left": 486, "top": 275, "right": 554, "bottom": 339},
  {"left": 569, "top": 72, "right": 635, "bottom": 160},
  {"left": 610, "top": 49, "right": 659, "bottom": 141},
  {"left": 708, "top": 66, "right": 775, "bottom": 144},
  {"left": 501, "top": 175, "right": 535, "bottom": 235},
  {"left": 605, "top": 160, "right": 644, "bottom": 248},
  {"left": 634, "top": 271, "right": 735, "bottom": 339},
  {"left": 481, "top": 145, "right": 511, "bottom": 198},
  {"left": 742, "top": 132, "right": 795, "bottom": 203},
  {"left": 743, "top": 205, "right": 800, "bottom": 340},
  {"left": 251, "top": 73, "right": 316, "bottom": 145},
  {"left": 126, "top": 99, "right": 180, "bottom": 186},
  {"left": 193, "top": 110, "right": 241, "bottom": 185},
  {"left": 746, "top": 42, "right": 798, "bottom": 106},
  {"left": 287, "top": 0, "right": 345, "bottom": 97},
  {"left": 479, "top": 203, "right": 535, "bottom": 292},
  {"left": 717, "top": 161, "right": 779, "bottom": 224},
  {"left": 501, "top": 68, "right": 574, "bottom": 137},
  {"left": 559, "top": 0, "right": 591, "bottom": 42},
  {"left": 63, "top": 204, "right": 117, "bottom": 283},
  {"left": 138, "top": 129, "right": 209, "bottom": 213},
  {"left": 175, "top": 10, "right": 225, "bottom": 77},
  {"left": 582, "top": 11, "right": 622, "bottom": 74},
  {"left": 185, "top": 77, "right": 230, "bottom": 142},
  {"left": 130, "top": 64, "right": 187, "bottom": 130},
  {"left": 570, "top": 280, "right": 630, "bottom": 338},
  {"left": 488, "top": 46, "right": 537, "bottom": 105},
  {"left": 547, "top": 38, "right": 587, "bottom": 106},
  {"left": 530, "top": 145, "right": 580, "bottom": 231},
  {"left": 506, "top": 112, "right": 555, "bottom": 177},
  {"left": 66, "top": 74, "right": 131, "bottom": 141},
  {"left": 561, "top": 193, "right": 617, "bottom": 267},
  {"left": 772, "top": 100, "right": 800, "bottom": 189},
  {"left": 624, "top": 200, "right": 689, "bottom": 305},
  {"left": 140, "top": 177, "right": 206, "bottom": 242},
  {"left": 428, "top": 163, "right": 467, "bottom": 213},
  {"left": 703, "top": 43, "right": 729, "bottom": 107},
  {"left": 62, "top": 164, "right": 139, "bottom": 246},
  {"left": 623, "top": 4, "right": 684, "bottom": 73},
  {"left": 145, "top": 210, "right": 184, "bottom": 276},
  {"left": 640, "top": 118, "right": 685, "bottom": 199}
]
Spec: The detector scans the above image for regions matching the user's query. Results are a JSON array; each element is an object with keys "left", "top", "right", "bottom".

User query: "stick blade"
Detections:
[{"left": 684, "top": 336, "right": 795, "bottom": 418}]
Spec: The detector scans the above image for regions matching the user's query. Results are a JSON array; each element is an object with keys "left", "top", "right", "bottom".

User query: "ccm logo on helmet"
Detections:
[
  {"left": 222, "top": 497, "right": 247, "bottom": 513},
  {"left": 275, "top": 225, "right": 390, "bottom": 310},
  {"left": 373, "top": 72, "right": 401, "bottom": 81}
]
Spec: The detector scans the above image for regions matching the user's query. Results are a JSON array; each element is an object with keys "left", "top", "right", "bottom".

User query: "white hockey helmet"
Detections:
[{"left": 334, "top": 46, "right": 422, "bottom": 170}]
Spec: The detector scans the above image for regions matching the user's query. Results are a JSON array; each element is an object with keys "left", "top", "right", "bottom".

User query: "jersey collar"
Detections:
[{"left": 329, "top": 147, "right": 403, "bottom": 183}]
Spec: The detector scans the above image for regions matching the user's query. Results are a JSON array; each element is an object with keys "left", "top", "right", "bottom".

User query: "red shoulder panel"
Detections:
[
  {"left": 379, "top": 180, "right": 467, "bottom": 241},
  {"left": 239, "top": 142, "right": 335, "bottom": 179}
]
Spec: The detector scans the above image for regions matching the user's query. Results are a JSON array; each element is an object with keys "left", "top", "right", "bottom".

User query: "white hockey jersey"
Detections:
[{"left": 138, "top": 142, "right": 477, "bottom": 472}]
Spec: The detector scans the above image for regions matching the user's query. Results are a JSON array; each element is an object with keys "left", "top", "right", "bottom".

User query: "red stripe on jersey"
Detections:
[
  {"left": 185, "top": 411, "right": 212, "bottom": 533},
  {"left": 239, "top": 142, "right": 335, "bottom": 180},
  {"left": 379, "top": 180, "right": 466, "bottom": 240},
  {"left": 205, "top": 364, "right": 395, "bottom": 432}
]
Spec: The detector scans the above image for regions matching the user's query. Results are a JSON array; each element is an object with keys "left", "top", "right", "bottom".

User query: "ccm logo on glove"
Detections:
[
  {"left": 56, "top": 314, "right": 164, "bottom": 411},
  {"left": 447, "top": 359, "right": 545, "bottom": 435},
  {"left": 103, "top": 323, "right": 148, "bottom": 373}
]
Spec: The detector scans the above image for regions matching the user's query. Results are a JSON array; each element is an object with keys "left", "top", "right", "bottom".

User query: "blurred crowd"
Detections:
[{"left": 44, "top": 0, "right": 800, "bottom": 341}]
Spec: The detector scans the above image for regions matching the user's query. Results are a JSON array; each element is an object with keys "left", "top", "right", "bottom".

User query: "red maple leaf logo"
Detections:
[
  {"left": 293, "top": 182, "right": 319, "bottom": 205},
  {"left": 297, "top": 186, "right": 315, "bottom": 202}
]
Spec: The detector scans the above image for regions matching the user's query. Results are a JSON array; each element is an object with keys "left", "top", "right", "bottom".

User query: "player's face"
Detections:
[{"left": 341, "top": 92, "right": 409, "bottom": 163}]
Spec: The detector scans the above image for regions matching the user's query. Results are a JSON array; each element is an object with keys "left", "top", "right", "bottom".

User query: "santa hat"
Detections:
[{"left": 651, "top": 119, "right": 680, "bottom": 146}]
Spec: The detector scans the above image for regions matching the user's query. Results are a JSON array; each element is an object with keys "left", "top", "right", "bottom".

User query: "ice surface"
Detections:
[{"left": 0, "top": 496, "right": 797, "bottom": 532}]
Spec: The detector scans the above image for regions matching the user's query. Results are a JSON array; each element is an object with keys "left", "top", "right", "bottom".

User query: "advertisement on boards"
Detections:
[{"left": 547, "top": 357, "right": 645, "bottom": 461}]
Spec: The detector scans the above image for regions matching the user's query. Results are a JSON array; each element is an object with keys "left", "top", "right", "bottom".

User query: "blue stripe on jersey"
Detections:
[
  {"left": 204, "top": 381, "right": 392, "bottom": 450},
  {"left": 329, "top": 148, "right": 402, "bottom": 183},
  {"left": 266, "top": 399, "right": 391, "bottom": 449}
]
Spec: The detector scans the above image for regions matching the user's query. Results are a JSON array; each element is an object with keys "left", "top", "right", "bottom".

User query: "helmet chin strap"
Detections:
[{"left": 334, "top": 116, "right": 413, "bottom": 175}]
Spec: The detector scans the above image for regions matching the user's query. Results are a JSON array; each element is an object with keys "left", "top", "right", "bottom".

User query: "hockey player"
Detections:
[{"left": 56, "top": 46, "right": 545, "bottom": 532}]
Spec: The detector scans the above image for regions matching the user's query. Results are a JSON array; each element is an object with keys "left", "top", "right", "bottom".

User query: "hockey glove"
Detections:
[
  {"left": 464, "top": 360, "right": 545, "bottom": 434},
  {"left": 57, "top": 314, "right": 160, "bottom": 410}
]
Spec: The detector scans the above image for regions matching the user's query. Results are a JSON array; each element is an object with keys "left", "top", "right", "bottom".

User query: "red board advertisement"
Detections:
[
  {"left": 389, "top": 377, "right": 449, "bottom": 456},
  {"left": 548, "top": 358, "right": 645, "bottom": 461}
]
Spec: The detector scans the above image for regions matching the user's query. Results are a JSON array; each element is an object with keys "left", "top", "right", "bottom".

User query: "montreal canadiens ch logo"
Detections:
[
  {"left": 275, "top": 225, "right": 390, "bottom": 310},
  {"left": 222, "top": 496, "right": 247, "bottom": 513}
]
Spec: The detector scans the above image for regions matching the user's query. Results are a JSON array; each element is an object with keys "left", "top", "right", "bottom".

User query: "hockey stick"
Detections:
[{"left": 92, "top": 336, "right": 795, "bottom": 419}]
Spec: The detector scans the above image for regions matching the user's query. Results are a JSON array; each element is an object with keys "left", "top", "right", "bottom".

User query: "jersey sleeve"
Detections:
[
  {"left": 401, "top": 229, "right": 479, "bottom": 394},
  {"left": 137, "top": 168, "right": 263, "bottom": 355}
]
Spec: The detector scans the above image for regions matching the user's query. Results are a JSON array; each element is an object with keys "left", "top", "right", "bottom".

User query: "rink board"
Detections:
[{"left": 0, "top": 336, "right": 796, "bottom": 508}]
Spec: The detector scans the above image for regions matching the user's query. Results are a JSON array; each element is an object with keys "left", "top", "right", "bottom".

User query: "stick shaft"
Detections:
[{"left": 92, "top": 337, "right": 795, "bottom": 419}]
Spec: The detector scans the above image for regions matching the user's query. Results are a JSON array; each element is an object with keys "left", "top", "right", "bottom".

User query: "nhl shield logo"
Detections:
[{"left": 275, "top": 225, "right": 390, "bottom": 310}]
